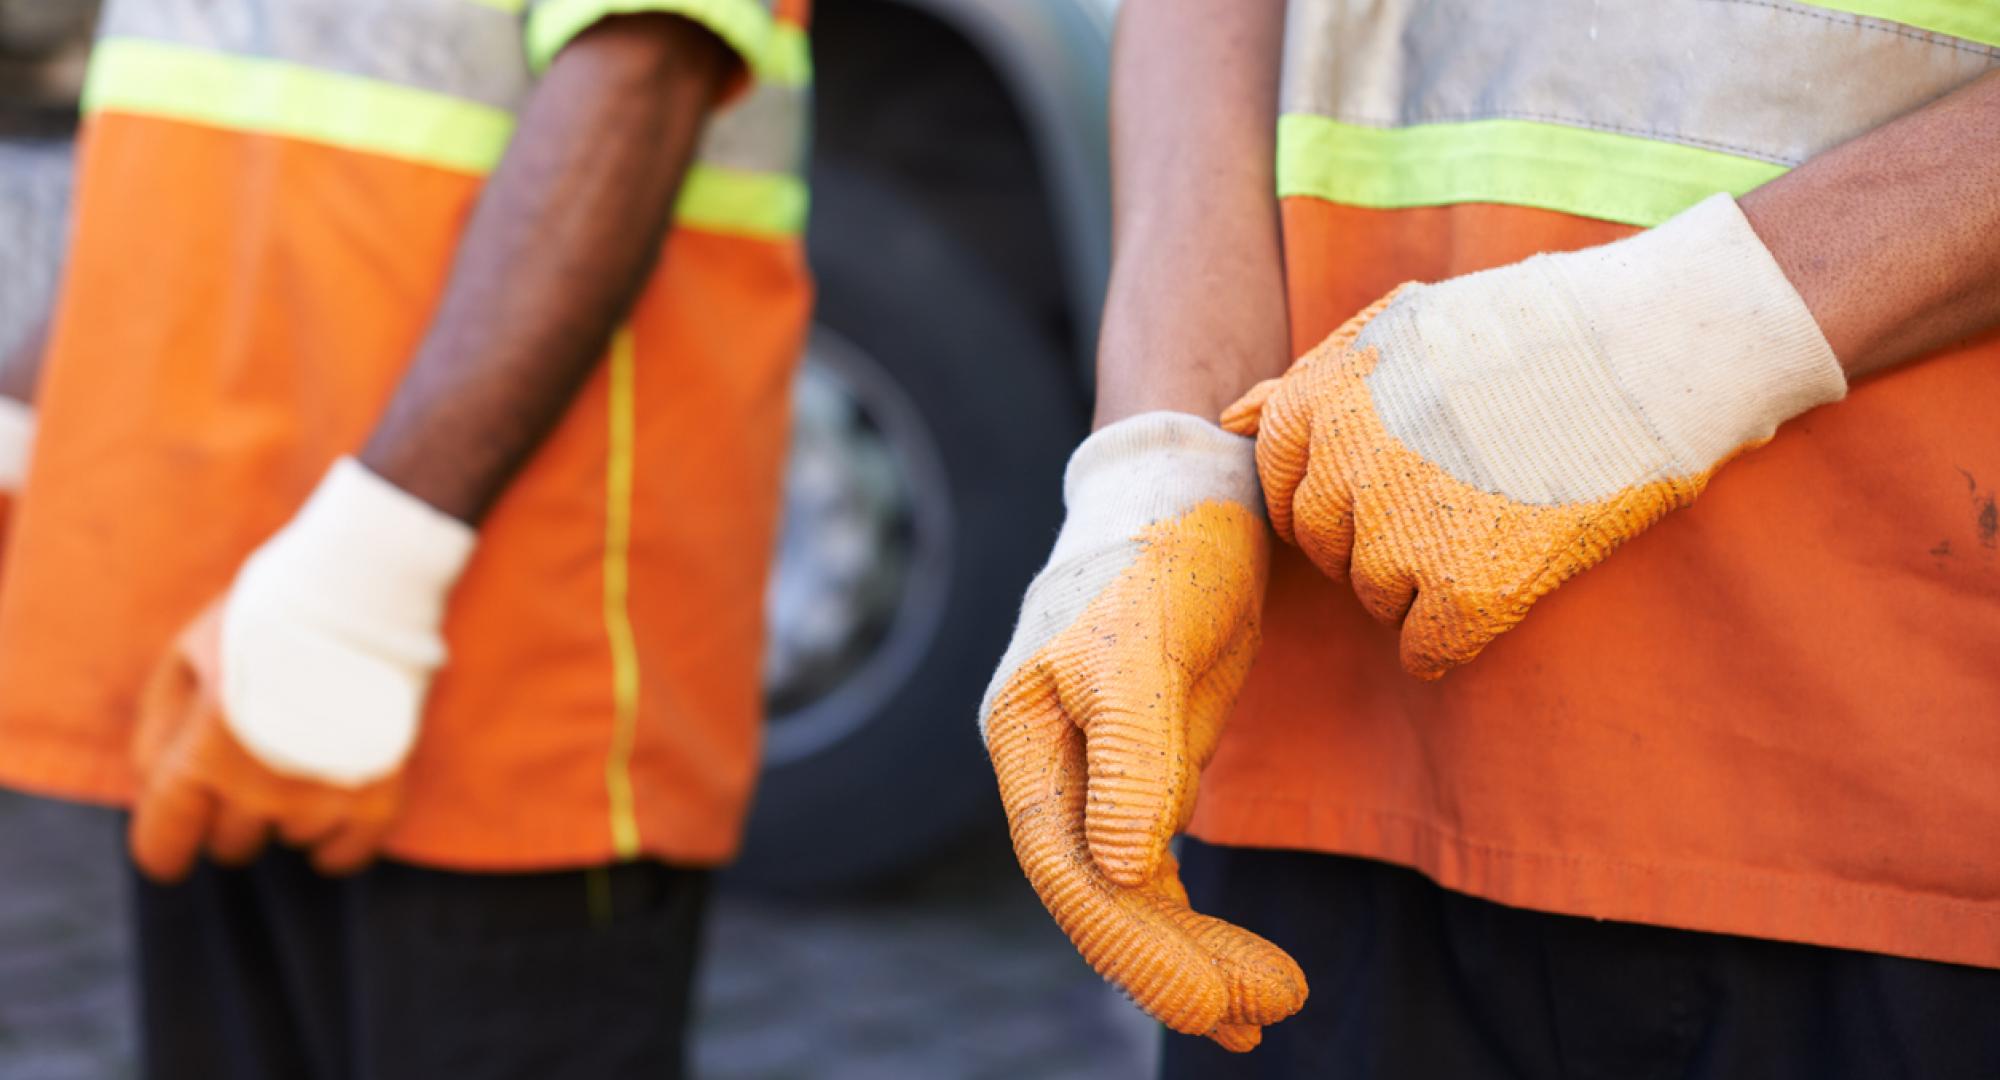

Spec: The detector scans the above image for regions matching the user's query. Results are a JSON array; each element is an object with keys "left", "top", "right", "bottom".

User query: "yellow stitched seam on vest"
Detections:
[
  {"left": 1277, "top": 114, "right": 1790, "bottom": 228},
  {"left": 1794, "top": 0, "right": 2000, "bottom": 47},
  {"left": 602, "top": 327, "right": 643, "bottom": 861}
]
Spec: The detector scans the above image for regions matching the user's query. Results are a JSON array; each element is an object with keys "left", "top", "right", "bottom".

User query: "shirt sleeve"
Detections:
[{"left": 523, "top": 0, "right": 775, "bottom": 97}]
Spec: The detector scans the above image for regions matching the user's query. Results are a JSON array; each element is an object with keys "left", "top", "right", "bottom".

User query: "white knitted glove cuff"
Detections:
[
  {"left": 221, "top": 458, "right": 476, "bottom": 784},
  {"left": 1554, "top": 193, "right": 1847, "bottom": 470},
  {"left": 978, "top": 412, "right": 1259, "bottom": 733},
  {"left": 0, "top": 398, "right": 34, "bottom": 493},
  {"left": 1360, "top": 194, "right": 1844, "bottom": 505}
]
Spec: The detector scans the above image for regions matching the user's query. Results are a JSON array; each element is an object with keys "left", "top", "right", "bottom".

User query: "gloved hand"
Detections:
[
  {"left": 0, "top": 397, "right": 32, "bottom": 548},
  {"left": 1224, "top": 194, "right": 1846, "bottom": 678},
  {"left": 982, "top": 413, "right": 1306, "bottom": 1052},
  {"left": 129, "top": 458, "right": 475, "bottom": 881}
]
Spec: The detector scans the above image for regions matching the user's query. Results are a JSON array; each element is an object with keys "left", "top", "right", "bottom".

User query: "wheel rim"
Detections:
[{"left": 761, "top": 324, "right": 955, "bottom": 766}]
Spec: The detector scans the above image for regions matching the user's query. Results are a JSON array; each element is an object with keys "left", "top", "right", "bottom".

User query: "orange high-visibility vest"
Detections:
[
  {"left": 1193, "top": 0, "right": 2000, "bottom": 966},
  {"left": 0, "top": 0, "right": 815, "bottom": 870}
]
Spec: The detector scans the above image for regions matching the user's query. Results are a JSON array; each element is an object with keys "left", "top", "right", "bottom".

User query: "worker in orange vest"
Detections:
[
  {"left": 0, "top": 1, "right": 810, "bottom": 1075},
  {"left": 984, "top": 1, "right": 2000, "bottom": 1074}
]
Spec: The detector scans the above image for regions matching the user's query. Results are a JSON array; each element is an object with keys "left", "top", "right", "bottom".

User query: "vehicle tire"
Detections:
[{"left": 727, "top": 163, "right": 1085, "bottom": 891}]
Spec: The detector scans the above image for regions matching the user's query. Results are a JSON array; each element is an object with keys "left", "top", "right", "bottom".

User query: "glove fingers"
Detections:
[
  {"left": 276, "top": 795, "right": 349, "bottom": 848},
  {"left": 1209, "top": 1023, "right": 1264, "bottom": 1053},
  {"left": 206, "top": 804, "right": 270, "bottom": 867},
  {"left": 1288, "top": 445, "right": 1358, "bottom": 583},
  {"left": 1156, "top": 896, "right": 1309, "bottom": 1030},
  {"left": 129, "top": 777, "right": 216, "bottom": 884},
  {"left": 1171, "top": 620, "right": 1262, "bottom": 835},
  {"left": 1400, "top": 575, "right": 1528, "bottom": 678},
  {"left": 309, "top": 815, "right": 388, "bottom": 877},
  {"left": 1079, "top": 680, "right": 1184, "bottom": 889},
  {"left": 1349, "top": 529, "right": 1419, "bottom": 626},
  {"left": 1249, "top": 376, "right": 1317, "bottom": 547},
  {"left": 989, "top": 691, "right": 1235, "bottom": 1038},
  {"left": 1181, "top": 616, "right": 1262, "bottom": 768},
  {"left": 132, "top": 633, "right": 205, "bottom": 777},
  {"left": 1067, "top": 505, "right": 1262, "bottom": 890},
  {"left": 1126, "top": 851, "right": 1306, "bottom": 1041}
]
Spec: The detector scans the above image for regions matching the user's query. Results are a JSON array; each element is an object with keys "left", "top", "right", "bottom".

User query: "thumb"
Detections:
[
  {"left": 1220, "top": 379, "right": 1281, "bottom": 437},
  {"left": 1069, "top": 644, "right": 1188, "bottom": 890},
  {"left": 1055, "top": 503, "right": 1263, "bottom": 889}
]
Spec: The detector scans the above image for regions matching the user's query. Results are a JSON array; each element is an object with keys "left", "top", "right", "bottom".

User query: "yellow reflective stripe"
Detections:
[
  {"left": 526, "top": 0, "right": 776, "bottom": 77},
  {"left": 1278, "top": 115, "right": 1789, "bottom": 228},
  {"left": 676, "top": 161, "right": 808, "bottom": 238},
  {"left": 460, "top": 0, "right": 526, "bottom": 12},
  {"left": 82, "top": 39, "right": 804, "bottom": 235},
  {"left": 601, "top": 327, "right": 643, "bottom": 860},
  {"left": 83, "top": 38, "right": 514, "bottom": 175},
  {"left": 1799, "top": 0, "right": 2000, "bottom": 47},
  {"left": 765, "top": 22, "right": 812, "bottom": 88}
]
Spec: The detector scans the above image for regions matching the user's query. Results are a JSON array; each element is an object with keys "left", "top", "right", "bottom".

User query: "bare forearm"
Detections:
[
  {"left": 361, "top": 14, "right": 731, "bottom": 523},
  {"left": 0, "top": 316, "right": 49, "bottom": 405},
  {"left": 1742, "top": 71, "right": 2000, "bottom": 380},
  {"left": 1093, "top": 0, "right": 1290, "bottom": 428}
]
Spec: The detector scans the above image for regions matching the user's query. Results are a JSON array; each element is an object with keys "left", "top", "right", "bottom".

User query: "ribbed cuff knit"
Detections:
[
  {"left": 979, "top": 412, "right": 1260, "bottom": 732},
  {"left": 1553, "top": 193, "right": 1847, "bottom": 471}
]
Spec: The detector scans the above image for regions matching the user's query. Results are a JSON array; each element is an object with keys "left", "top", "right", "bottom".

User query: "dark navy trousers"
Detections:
[
  {"left": 132, "top": 849, "right": 708, "bottom": 1080},
  {"left": 1162, "top": 840, "right": 2000, "bottom": 1080}
]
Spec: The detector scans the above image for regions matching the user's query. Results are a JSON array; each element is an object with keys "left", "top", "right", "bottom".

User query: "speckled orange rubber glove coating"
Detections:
[
  {"left": 129, "top": 603, "right": 404, "bottom": 882},
  {"left": 985, "top": 501, "right": 1306, "bottom": 1049},
  {"left": 1225, "top": 289, "right": 1707, "bottom": 678}
]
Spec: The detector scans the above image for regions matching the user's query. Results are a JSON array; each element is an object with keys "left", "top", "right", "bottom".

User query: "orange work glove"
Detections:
[
  {"left": 132, "top": 605, "right": 405, "bottom": 877},
  {"left": 129, "top": 458, "right": 474, "bottom": 881},
  {"left": 1225, "top": 194, "right": 1847, "bottom": 678},
  {"left": 982, "top": 413, "right": 1306, "bottom": 1052}
]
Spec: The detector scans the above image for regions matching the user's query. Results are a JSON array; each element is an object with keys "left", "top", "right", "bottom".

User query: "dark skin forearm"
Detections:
[
  {"left": 361, "top": 14, "right": 732, "bottom": 523},
  {"left": 1093, "top": 0, "right": 1291, "bottom": 429},
  {"left": 0, "top": 316, "right": 49, "bottom": 405},
  {"left": 1743, "top": 70, "right": 2000, "bottom": 380}
]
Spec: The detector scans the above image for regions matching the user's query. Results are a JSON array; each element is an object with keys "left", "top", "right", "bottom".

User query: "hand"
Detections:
[
  {"left": 1224, "top": 194, "right": 1847, "bottom": 678},
  {"left": 128, "top": 459, "right": 474, "bottom": 881},
  {"left": 981, "top": 413, "right": 1306, "bottom": 1051}
]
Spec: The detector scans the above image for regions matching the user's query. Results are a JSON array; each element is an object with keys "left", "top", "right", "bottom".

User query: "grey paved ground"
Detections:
[
  {"left": 0, "top": 795, "right": 131, "bottom": 1080},
  {"left": 0, "top": 791, "right": 1155, "bottom": 1079}
]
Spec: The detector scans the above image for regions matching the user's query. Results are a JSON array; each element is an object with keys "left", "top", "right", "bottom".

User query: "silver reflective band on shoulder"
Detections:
[
  {"left": 98, "top": 0, "right": 534, "bottom": 110},
  {"left": 698, "top": 79, "right": 809, "bottom": 178},
  {"left": 1282, "top": 0, "right": 2000, "bottom": 169}
]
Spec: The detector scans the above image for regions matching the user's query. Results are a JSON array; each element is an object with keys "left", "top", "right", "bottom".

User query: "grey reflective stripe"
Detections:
[
  {"left": 98, "top": 0, "right": 533, "bottom": 111},
  {"left": 696, "top": 80, "right": 808, "bottom": 177},
  {"left": 1282, "top": 0, "right": 2000, "bottom": 167}
]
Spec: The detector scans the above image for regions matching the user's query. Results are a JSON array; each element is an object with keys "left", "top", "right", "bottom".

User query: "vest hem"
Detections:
[{"left": 1188, "top": 793, "right": 2000, "bottom": 970}]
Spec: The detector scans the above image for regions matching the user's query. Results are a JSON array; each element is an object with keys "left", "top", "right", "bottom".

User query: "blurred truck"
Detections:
[
  {"left": 0, "top": 0, "right": 1120, "bottom": 890},
  {"left": 744, "top": 0, "right": 1112, "bottom": 888}
]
